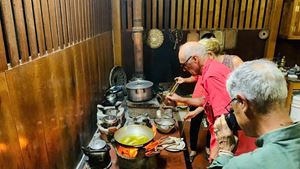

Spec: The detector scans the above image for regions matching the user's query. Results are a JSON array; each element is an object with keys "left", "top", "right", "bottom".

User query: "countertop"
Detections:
[
  {"left": 78, "top": 106, "right": 189, "bottom": 169},
  {"left": 109, "top": 121, "right": 188, "bottom": 169}
]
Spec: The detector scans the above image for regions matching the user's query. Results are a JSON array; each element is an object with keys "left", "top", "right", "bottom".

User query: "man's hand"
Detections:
[
  {"left": 183, "top": 107, "right": 204, "bottom": 120},
  {"left": 184, "top": 111, "right": 198, "bottom": 120},
  {"left": 166, "top": 93, "right": 182, "bottom": 102},
  {"left": 213, "top": 115, "right": 237, "bottom": 152},
  {"left": 174, "top": 77, "right": 185, "bottom": 84}
]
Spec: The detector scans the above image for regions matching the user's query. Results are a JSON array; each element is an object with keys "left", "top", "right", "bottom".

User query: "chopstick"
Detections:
[
  {"left": 180, "top": 120, "right": 186, "bottom": 137},
  {"left": 180, "top": 106, "right": 189, "bottom": 136},
  {"left": 169, "top": 82, "right": 179, "bottom": 95},
  {"left": 157, "top": 81, "right": 180, "bottom": 118}
]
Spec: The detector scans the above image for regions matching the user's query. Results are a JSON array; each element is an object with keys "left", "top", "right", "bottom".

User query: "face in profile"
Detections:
[{"left": 180, "top": 56, "right": 201, "bottom": 76}]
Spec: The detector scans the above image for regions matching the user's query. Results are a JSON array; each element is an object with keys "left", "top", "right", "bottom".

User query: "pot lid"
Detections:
[
  {"left": 90, "top": 139, "right": 106, "bottom": 150},
  {"left": 126, "top": 80, "right": 153, "bottom": 90},
  {"left": 109, "top": 86, "right": 123, "bottom": 93}
]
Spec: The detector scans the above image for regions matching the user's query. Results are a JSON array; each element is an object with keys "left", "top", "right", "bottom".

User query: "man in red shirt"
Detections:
[{"left": 167, "top": 42, "right": 255, "bottom": 160}]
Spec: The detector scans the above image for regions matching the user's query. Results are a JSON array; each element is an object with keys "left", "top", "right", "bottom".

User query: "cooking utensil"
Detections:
[
  {"left": 159, "top": 82, "right": 179, "bottom": 107},
  {"left": 126, "top": 79, "right": 153, "bottom": 102},
  {"left": 154, "top": 118, "right": 176, "bottom": 134},
  {"left": 114, "top": 124, "right": 154, "bottom": 147},
  {"left": 102, "top": 115, "right": 119, "bottom": 128},
  {"left": 169, "top": 82, "right": 179, "bottom": 95},
  {"left": 109, "top": 66, "right": 127, "bottom": 87},
  {"left": 106, "top": 85, "right": 125, "bottom": 101},
  {"left": 180, "top": 120, "right": 186, "bottom": 137},
  {"left": 105, "top": 92, "right": 117, "bottom": 105},
  {"left": 180, "top": 107, "right": 188, "bottom": 136},
  {"left": 81, "top": 139, "right": 111, "bottom": 169}
]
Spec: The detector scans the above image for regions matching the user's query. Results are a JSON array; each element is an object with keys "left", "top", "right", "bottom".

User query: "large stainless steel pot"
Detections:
[
  {"left": 126, "top": 80, "right": 153, "bottom": 102},
  {"left": 114, "top": 124, "right": 154, "bottom": 147}
]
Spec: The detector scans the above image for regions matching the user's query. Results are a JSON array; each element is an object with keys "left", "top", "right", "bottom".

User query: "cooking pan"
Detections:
[{"left": 114, "top": 124, "right": 154, "bottom": 147}]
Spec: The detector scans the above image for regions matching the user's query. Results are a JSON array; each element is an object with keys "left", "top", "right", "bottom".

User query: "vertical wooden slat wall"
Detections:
[
  {"left": 12, "top": 0, "right": 30, "bottom": 63},
  {"left": 0, "top": 21, "right": 8, "bottom": 71},
  {"left": 1, "top": 0, "right": 20, "bottom": 67},
  {"left": 0, "top": 0, "right": 114, "bottom": 69},
  {"left": 121, "top": 0, "right": 278, "bottom": 32},
  {"left": 119, "top": 0, "right": 282, "bottom": 61},
  {"left": 0, "top": 0, "right": 113, "bottom": 168},
  {"left": 24, "top": 0, "right": 39, "bottom": 59}
]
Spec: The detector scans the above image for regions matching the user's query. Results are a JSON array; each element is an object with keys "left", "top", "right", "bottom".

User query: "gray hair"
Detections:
[
  {"left": 180, "top": 42, "right": 208, "bottom": 61},
  {"left": 226, "top": 59, "right": 287, "bottom": 113}
]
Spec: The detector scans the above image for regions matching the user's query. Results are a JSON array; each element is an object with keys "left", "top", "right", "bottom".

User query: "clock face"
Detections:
[
  {"left": 147, "top": 29, "right": 164, "bottom": 49},
  {"left": 109, "top": 66, "right": 127, "bottom": 86}
]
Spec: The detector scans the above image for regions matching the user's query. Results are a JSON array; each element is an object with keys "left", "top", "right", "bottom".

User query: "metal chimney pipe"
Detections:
[{"left": 132, "top": 0, "right": 144, "bottom": 78}]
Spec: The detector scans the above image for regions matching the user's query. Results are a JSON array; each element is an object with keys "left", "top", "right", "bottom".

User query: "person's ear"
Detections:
[
  {"left": 192, "top": 55, "right": 198, "bottom": 63},
  {"left": 236, "top": 95, "right": 254, "bottom": 118},
  {"left": 207, "top": 51, "right": 215, "bottom": 58}
]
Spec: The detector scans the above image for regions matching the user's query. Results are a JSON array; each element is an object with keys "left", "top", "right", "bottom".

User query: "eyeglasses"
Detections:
[
  {"left": 225, "top": 98, "right": 238, "bottom": 113},
  {"left": 224, "top": 98, "right": 241, "bottom": 131},
  {"left": 180, "top": 56, "right": 193, "bottom": 71}
]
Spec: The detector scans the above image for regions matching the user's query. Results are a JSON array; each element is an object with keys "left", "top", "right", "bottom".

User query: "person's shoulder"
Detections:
[
  {"left": 222, "top": 153, "right": 260, "bottom": 169},
  {"left": 231, "top": 55, "right": 244, "bottom": 69},
  {"left": 208, "top": 59, "right": 231, "bottom": 74},
  {"left": 226, "top": 145, "right": 297, "bottom": 169}
]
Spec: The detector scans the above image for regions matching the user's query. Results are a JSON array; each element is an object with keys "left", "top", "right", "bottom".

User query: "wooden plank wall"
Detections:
[
  {"left": 120, "top": 0, "right": 283, "bottom": 60},
  {"left": 123, "top": 0, "right": 274, "bottom": 30},
  {"left": 0, "top": 0, "right": 113, "bottom": 169},
  {"left": 0, "top": 0, "right": 112, "bottom": 72}
]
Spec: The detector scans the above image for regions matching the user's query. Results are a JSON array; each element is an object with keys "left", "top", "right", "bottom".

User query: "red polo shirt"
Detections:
[
  {"left": 199, "top": 59, "right": 256, "bottom": 159},
  {"left": 201, "top": 59, "right": 231, "bottom": 117}
]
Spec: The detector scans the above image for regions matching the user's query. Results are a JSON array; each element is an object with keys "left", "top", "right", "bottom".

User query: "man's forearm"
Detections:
[{"left": 180, "top": 97, "right": 205, "bottom": 107}]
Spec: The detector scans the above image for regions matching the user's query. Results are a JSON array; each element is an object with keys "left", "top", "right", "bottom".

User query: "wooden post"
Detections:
[
  {"left": 264, "top": 0, "right": 284, "bottom": 60},
  {"left": 112, "top": 0, "right": 122, "bottom": 66},
  {"left": 132, "top": 0, "right": 144, "bottom": 75}
]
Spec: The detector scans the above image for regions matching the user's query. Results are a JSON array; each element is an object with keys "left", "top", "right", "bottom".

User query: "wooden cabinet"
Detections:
[{"left": 279, "top": 0, "right": 300, "bottom": 39}]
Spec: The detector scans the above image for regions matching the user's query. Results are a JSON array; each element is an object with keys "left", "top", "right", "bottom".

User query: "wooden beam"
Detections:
[
  {"left": 264, "top": 0, "right": 284, "bottom": 60},
  {"left": 112, "top": 0, "right": 122, "bottom": 66}
]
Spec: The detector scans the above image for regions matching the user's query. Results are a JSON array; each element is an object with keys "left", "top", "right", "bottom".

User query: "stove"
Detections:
[
  {"left": 97, "top": 101, "right": 127, "bottom": 142},
  {"left": 126, "top": 97, "right": 161, "bottom": 118},
  {"left": 115, "top": 148, "right": 158, "bottom": 169},
  {"left": 126, "top": 97, "right": 160, "bottom": 108}
]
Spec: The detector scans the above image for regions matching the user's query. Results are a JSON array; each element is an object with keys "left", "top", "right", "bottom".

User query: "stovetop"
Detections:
[{"left": 126, "top": 97, "right": 160, "bottom": 108}]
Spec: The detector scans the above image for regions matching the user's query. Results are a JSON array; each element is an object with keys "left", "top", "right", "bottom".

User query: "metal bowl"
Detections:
[{"left": 154, "top": 118, "right": 176, "bottom": 134}]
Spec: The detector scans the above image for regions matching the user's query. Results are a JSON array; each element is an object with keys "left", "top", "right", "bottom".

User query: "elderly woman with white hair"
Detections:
[{"left": 209, "top": 59, "right": 300, "bottom": 169}]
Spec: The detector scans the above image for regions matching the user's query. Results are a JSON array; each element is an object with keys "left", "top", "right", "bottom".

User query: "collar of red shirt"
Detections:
[{"left": 201, "top": 58, "right": 214, "bottom": 76}]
